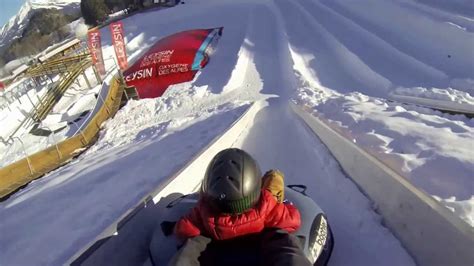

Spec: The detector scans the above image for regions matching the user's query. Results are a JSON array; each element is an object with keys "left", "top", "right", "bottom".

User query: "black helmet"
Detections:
[{"left": 201, "top": 148, "right": 262, "bottom": 214}]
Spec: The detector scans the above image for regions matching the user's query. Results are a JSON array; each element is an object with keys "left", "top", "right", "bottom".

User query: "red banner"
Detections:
[
  {"left": 124, "top": 28, "right": 222, "bottom": 99},
  {"left": 87, "top": 29, "right": 106, "bottom": 76},
  {"left": 110, "top": 22, "right": 128, "bottom": 70}
]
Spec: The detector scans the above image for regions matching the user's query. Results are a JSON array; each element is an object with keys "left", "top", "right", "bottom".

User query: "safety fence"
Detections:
[{"left": 0, "top": 74, "right": 125, "bottom": 199}]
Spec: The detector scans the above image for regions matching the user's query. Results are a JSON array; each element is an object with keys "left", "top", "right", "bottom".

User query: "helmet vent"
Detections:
[{"left": 230, "top": 160, "right": 240, "bottom": 168}]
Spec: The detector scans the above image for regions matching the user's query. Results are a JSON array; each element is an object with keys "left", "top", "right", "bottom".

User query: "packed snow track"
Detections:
[{"left": 2, "top": 0, "right": 473, "bottom": 265}]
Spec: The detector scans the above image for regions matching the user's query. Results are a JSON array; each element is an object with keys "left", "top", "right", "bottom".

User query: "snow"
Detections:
[
  {"left": 0, "top": 0, "right": 473, "bottom": 265},
  {"left": 0, "top": 80, "right": 49, "bottom": 139},
  {"left": 0, "top": 65, "right": 102, "bottom": 167},
  {"left": 414, "top": 0, "right": 474, "bottom": 18},
  {"left": 74, "top": 20, "right": 88, "bottom": 39},
  {"left": 287, "top": 0, "right": 474, "bottom": 227},
  {"left": 297, "top": 92, "right": 473, "bottom": 197},
  {"left": 3, "top": 58, "right": 28, "bottom": 74},
  {"left": 393, "top": 87, "right": 474, "bottom": 105},
  {"left": 320, "top": 0, "right": 474, "bottom": 81}
]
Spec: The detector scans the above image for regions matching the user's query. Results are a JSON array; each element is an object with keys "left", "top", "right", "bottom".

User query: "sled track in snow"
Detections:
[
  {"left": 2, "top": 0, "right": 473, "bottom": 265},
  {"left": 73, "top": 4, "right": 416, "bottom": 264},
  {"left": 75, "top": 1, "right": 469, "bottom": 265}
]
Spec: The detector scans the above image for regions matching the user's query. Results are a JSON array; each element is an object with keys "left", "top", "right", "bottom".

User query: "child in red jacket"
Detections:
[
  {"left": 174, "top": 150, "right": 300, "bottom": 240},
  {"left": 171, "top": 148, "right": 311, "bottom": 266}
]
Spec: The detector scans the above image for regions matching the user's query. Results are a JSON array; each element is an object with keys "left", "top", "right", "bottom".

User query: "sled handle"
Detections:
[
  {"left": 161, "top": 221, "right": 177, "bottom": 236},
  {"left": 166, "top": 194, "right": 189, "bottom": 208},
  {"left": 287, "top": 184, "right": 308, "bottom": 196}
]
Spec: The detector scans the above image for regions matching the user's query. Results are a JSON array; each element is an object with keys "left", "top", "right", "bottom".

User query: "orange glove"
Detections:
[{"left": 262, "top": 169, "right": 285, "bottom": 203}]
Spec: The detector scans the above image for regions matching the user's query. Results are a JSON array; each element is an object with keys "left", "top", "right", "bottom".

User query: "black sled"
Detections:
[
  {"left": 150, "top": 185, "right": 334, "bottom": 265},
  {"left": 73, "top": 185, "right": 333, "bottom": 266}
]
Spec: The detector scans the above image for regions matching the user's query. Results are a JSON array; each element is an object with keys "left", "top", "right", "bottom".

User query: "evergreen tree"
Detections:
[
  {"left": 104, "top": 0, "right": 134, "bottom": 12},
  {"left": 81, "top": 0, "right": 110, "bottom": 26},
  {"left": 26, "top": 9, "right": 69, "bottom": 36},
  {"left": 0, "top": 8, "right": 80, "bottom": 64}
]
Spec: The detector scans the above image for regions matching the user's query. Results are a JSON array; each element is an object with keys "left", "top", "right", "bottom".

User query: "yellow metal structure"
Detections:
[
  {"left": 0, "top": 75, "right": 124, "bottom": 198},
  {"left": 26, "top": 53, "right": 91, "bottom": 78},
  {"left": 31, "top": 60, "right": 93, "bottom": 122}
]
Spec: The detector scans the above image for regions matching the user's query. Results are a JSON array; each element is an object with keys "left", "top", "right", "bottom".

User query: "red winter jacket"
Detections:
[{"left": 174, "top": 189, "right": 301, "bottom": 240}]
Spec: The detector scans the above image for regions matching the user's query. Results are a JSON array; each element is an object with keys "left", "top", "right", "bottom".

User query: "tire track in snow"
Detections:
[
  {"left": 301, "top": 0, "right": 450, "bottom": 89},
  {"left": 394, "top": 0, "right": 474, "bottom": 33},
  {"left": 273, "top": 0, "right": 391, "bottom": 97},
  {"left": 320, "top": 0, "right": 474, "bottom": 80},
  {"left": 413, "top": 0, "right": 474, "bottom": 19},
  {"left": 231, "top": 2, "right": 415, "bottom": 265}
]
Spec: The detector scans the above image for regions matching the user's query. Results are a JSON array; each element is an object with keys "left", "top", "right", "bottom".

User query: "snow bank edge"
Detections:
[
  {"left": 290, "top": 102, "right": 474, "bottom": 266},
  {"left": 150, "top": 100, "right": 265, "bottom": 202},
  {"left": 388, "top": 92, "right": 474, "bottom": 116}
]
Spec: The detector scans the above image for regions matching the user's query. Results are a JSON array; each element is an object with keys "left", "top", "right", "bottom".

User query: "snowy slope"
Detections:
[
  {"left": 0, "top": 0, "right": 80, "bottom": 50},
  {"left": 284, "top": 0, "right": 474, "bottom": 226},
  {"left": 0, "top": 0, "right": 473, "bottom": 265}
]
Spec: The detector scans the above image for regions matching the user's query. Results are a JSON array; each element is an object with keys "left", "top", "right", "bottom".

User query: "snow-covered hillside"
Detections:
[
  {"left": 0, "top": 0, "right": 80, "bottom": 50},
  {"left": 0, "top": 0, "right": 473, "bottom": 265}
]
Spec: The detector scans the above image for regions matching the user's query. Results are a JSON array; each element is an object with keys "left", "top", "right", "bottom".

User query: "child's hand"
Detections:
[{"left": 262, "top": 169, "right": 285, "bottom": 203}]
